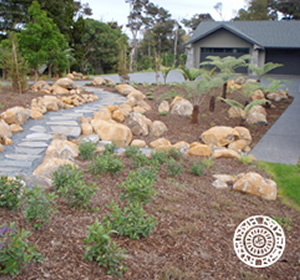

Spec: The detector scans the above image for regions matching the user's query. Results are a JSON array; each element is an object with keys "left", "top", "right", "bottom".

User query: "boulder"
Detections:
[
  {"left": 234, "top": 126, "right": 252, "bottom": 142},
  {"left": 170, "top": 99, "right": 193, "bottom": 116},
  {"left": 212, "top": 179, "right": 229, "bottom": 189},
  {"left": 51, "top": 85, "right": 70, "bottom": 95},
  {"left": 133, "top": 106, "right": 146, "bottom": 114},
  {"left": 228, "top": 107, "right": 246, "bottom": 119},
  {"left": 105, "top": 105, "right": 119, "bottom": 113},
  {"left": 81, "top": 122, "right": 93, "bottom": 135},
  {"left": 0, "top": 144, "right": 3, "bottom": 153},
  {"left": 251, "top": 90, "right": 265, "bottom": 101},
  {"left": 1, "top": 106, "right": 28, "bottom": 125},
  {"left": 150, "top": 120, "right": 168, "bottom": 137},
  {"left": 228, "top": 139, "right": 249, "bottom": 152},
  {"left": 126, "top": 112, "right": 151, "bottom": 136},
  {"left": 93, "top": 107, "right": 112, "bottom": 121},
  {"left": 40, "top": 96, "right": 59, "bottom": 112},
  {"left": 187, "top": 144, "right": 211, "bottom": 157},
  {"left": 32, "top": 80, "right": 51, "bottom": 92},
  {"left": 115, "top": 84, "right": 135, "bottom": 96},
  {"left": 10, "top": 124, "right": 23, "bottom": 133},
  {"left": 105, "top": 78, "right": 114, "bottom": 84},
  {"left": 233, "top": 172, "right": 277, "bottom": 200},
  {"left": 33, "top": 157, "right": 77, "bottom": 177},
  {"left": 246, "top": 111, "right": 268, "bottom": 125},
  {"left": 137, "top": 100, "right": 152, "bottom": 111},
  {"left": 212, "top": 148, "right": 241, "bottom": 160},
  {"left": 46, "top": 139, "right": 79, "bottom": 160},
  {"left": 91, "top": 119, "right": 132, "bottom": 147},
  {"left": 149, "top": 138, "right": 171, "bottom": 149},
  {"left": 66, "top": 73, "right": 74, "bottom": 80},
  {"left": 112, "top": 110, "right": 125, "bottom": 123},
  {"left": 92, "top": 77, "right": 106, "bottom": 85},
  {"left": 119, "top": 104, "right": 132, "bottom": 117},
  {"left": 127, "top": 90, "right": 145, "bottom": 103},
  {"left": 213, "top": 174, "right": 235, "bottom": 185},
  {"left": 0, "top": 120, "right": 13, "bottom": 138},
  {"left": 235, "top": 77, "right": 245, "bottom": 85},
  {"left": 52, "top": 78, "right": 76, "bottom": 90},
  {"left": 172, "top": 141, "right": 190, "bottom": 153},
  {"left": 248, "top": 105, "right": 267, "bottom": 116},
  {"left": 267, "top": 90, "right": 288, "bottom": 102},
  {"left": 201, "top": 126, "right": 239, "bottom": 148},
  {"left": 2, "top": 137, "right": 13, "bottom": 145},
  {"left": 170, "top": 96, "right": 183, "bottom": 107},
  {"left": 29, "top": 109, "right": 44, "bottom": 120},
  {"left": 131, "top": 139, "right": 147, "bottom": 147},
  {"left": 158, "top": 100, "right": 170, "bottom": 114}
]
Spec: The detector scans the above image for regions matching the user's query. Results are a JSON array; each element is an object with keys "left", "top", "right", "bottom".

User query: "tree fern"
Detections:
[
  {"left": 249, "top": 62, "right": 283, "bottom": 80},
  {"left": 218, "top": 97, "right": 244, "bottom": 110},
  {"left": 244, "top": 99, "right": 270, "bottom": 114},
  {"left": 178, "top": 66, "right": 202, "bottom": 81}
]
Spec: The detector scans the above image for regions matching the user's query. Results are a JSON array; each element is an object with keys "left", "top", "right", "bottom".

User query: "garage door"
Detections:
[
  {"left": 266, "top": 48, "right": 300, "bottom": 75},
  {"left": 200, "top": 47, "right": 250, "bottom": 73}
]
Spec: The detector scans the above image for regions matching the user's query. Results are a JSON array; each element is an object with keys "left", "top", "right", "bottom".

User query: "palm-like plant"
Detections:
[
  {"left": 248, "top": 62, "right": 283, "bottom": 82},
  {"left": 200, "top": 55, "right": 251, "bottom": 99},
  {"left": 161, "top": 66, "right": 173, "bottom": 84},
  {"left": 177, "top": 66, "right": 202, "bottom": 81},
  {"left": 238, "top": 82, "right": 265, "bottom": 105}
]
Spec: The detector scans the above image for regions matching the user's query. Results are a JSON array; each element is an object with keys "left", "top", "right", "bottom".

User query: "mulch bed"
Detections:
[{"left": 0, "top": 82, "right": 299, "bottom": 279}]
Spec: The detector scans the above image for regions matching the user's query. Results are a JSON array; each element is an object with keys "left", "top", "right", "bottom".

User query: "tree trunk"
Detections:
[
  {"left": 191, "top": 105, "right": 199, "bottom": 124},
  {"left": 222, "top": 83, "right": 227, "bottom": 99},
  {"left": 173, "top": 22, "right": 179, "bottom": 66},
  {"left": 209, "top": 96, "right": 215, "bottom": 112},
  {"left": 48, "top": 64, "right": 52, "bottom": 78},
  {"left": 34, "top": 68, "right": 39, "bottom": 82},
  {"left": 3, "top": 60, "right": 7, "bottom": 80}
]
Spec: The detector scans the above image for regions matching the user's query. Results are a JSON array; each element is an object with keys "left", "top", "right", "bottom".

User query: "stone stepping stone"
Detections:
[
  {"left": 50, "top": 126, "right": 81, "bottom": 138},
  {"left": 50, "top": 116, "right": 78, "bottom": 121},
  {"left": 25, "top": 133, "right": 52, "bottom": 141},
  {"left": 18, "top": 142, "right": 49, "bottom": 148},
  {"left": 46, "top": 121, "right": 79, "bottom": 126},
  {"left": 5, "top": 154, "right": 41, "bottom": 161},
  {"left": 15, "top": 147, "right": 45, "bottom": 155},
  {"left": 74, "top": 109, "right": 96, "bottom": 113},
  {"left": 30, "top": 126, "right": 47, "bottom": 133},
  {"left": 0, "top": 160, "right": 32, "bottom": 168},
  {"left": 61, "top": 113, "right": 83, "bottom": 118},
  {"left": 0, "top": 167, "right": 22, "bottom": 175}
]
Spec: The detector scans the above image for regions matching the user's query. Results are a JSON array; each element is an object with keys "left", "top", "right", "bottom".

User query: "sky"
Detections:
[{"left": 85, "top": 0, "right": 247, "bottom": 33}]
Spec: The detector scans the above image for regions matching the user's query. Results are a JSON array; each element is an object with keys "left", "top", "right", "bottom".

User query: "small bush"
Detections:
[
  {"left": 131, "top": 151, "right": 150, "bottom": 168},
  {"left": 83, "top": 219, "right": 126, "bottom": 278},
  {"left": 147, "top": 96, "right": 154, "bottom": 100},
  {"left": 0, "top": 222, "right": 42, "bottom": 276},
  {"left": 52, "top": 164, "right": 83, "bottom": 192},
  {"left": 104, "top": 201, "right": 157, "bottom": 240},
  {"left": 0, "top": 176, "right": 24, "bottom": 210},
  {"left": 151, "top": 150, "right": 168, "bottom": 166},
  {"left": 120, "top": 167, "right": 157, "bottom": 203},
  {"left": 79, "top": 140, "right": 97, "bottom": 160},
  {"left": 103, "top": 143, "right": 117, "bottom": 156},
  {"left": 88, "top": 155, "right": 124, "bottom": 176},
  {"left": 21, "top": 186, "right": 58, "bottom": 230},
  {"left": 202, "top": 158, "right": 215, "bottom": 168},
  {"left": 125, "top": 145, "right": 140, "bottom": 158},
  {"left": 190, "top": 162, "right": 206, "bottom": 177},
  {"left": 240, "top": 154, "right": 255, "bottom": 165},
  {"left": 167, "top": 158, "right": 184, "bottom": 177},
  {"left": 168, "top": 148, "right": 181, "bottom": 160},
  {"left": 159, "top": 111, "right": 168, "bottom": 116}
]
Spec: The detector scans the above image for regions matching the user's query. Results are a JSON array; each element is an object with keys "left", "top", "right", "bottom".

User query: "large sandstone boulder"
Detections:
[
  {"left": 172, "top": 141, "right": 190, "bottom": 153},
  {"left": 233, "top": 172, "right": 277, "bottom": 200},
  {"left": 267, "top": 90, "right": 288, "bottom": 102},
  {"left": 187, "top": 143, "right": 211, "bottom": 157},
  {"left": 92, "top": 77, "right": 106, "bottom": 86},
  {"left": 91, "top": 119, "right": 132, "bottom": 147},
  {"left": 170, "top": 96, "right": 183, "bottom": 107},
  {"left": 127, "top": 90, "right": 145, "bottom": 103},
  {"left": 39, "top": 96, "right": 60, "bottom": 112},
  {"left": 10, "top": 124, "right": 23, "bottom": 133},
  {"left": 201, "top": 126, "right": 239, "bottom": 148},
  {"left": 0, "top": 120, "right": 13, "bottom": 139},
  {"left": 52, "top": 78, "right": 76, "bottom": 90},
  {"left": 149, "top": 138, "right": 171, "bottom": 149},
  {"left": 170, "top": 99, "right": 193, "bottom": 116},
  {"left": 212, "top": 148, "right": 241, "bottom": 160},
  {"left": 51, "top": 85, "right": 70, "bottom": 95},
  {"left": 150, "top": 120, "right": 168, "bottom": 137},
  {"left": 93, "top": 107, "right": 112, "bottom": 121},
  {"left": 0, "top": 144, "right": 3, "bottom": 153},
  {"left": 158, "top": 100, "right": 170, "bottom": 114},
  {"left": 234, "top": 126, "right": 252, "bottom": 142},
  {"left": 119, "top": 104, "right": 132, "bottom": 117},
  {"left": 131, "top": 139, "right": 147, "bottom": 147},
  {"left": 112, "top": 110, "right": 125, "bottom": 123},
  {"left": 137, "top": 100, "right": 152, "bottom": 111},
  {"left": 228, "top": 107, "right": 246, "bottom": 119},
  {"left": 228, "top": 139, "right": 249, "bottom": 152},
  {"left": 251, "top": 90, "right": 265, "bottom": 101},
  {"left": 31, "top": 80, "right": 51, "bottom": 93},
  {"left": 29, "top": 109, "right": 44, "bottom": 120},
  {"left": 126, "top": 112, "right": 151, "bottom": 136},
  {"left": 115, "top": 84, "right": 135, "bottom": 96},
  {"left": 1, "top": 106, "right": 28, "bottom": 125},
  {"left": 46, "top": 138, "right": 79, "bottom": 160},
  {"left": 246, "top": 109, "right": 268, "bottom": 125}
]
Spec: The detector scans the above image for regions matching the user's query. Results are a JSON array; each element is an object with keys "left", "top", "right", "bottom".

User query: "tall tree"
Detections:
[
  {"left": 234, "top": 0, "right": 276, "bottom": 20},
  {"left": 268, "top": 0, "right": 300, "bottom": 20},
  {"left": 18, "top": 1, "right": 68, "bottom": 80},
  {"left": 181, "top": 13, "right": 214, "bottom": 32}
]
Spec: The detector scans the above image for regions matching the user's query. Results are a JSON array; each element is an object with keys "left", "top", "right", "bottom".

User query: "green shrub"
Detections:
[
  {"left": 167, "top": 158, "right": 184, "bottom": 177},
  {"left": 131, "top": 151, "right": 150, "bottom": 168},
  {"left": 88, "top": 155, "right": 124, "bottom": 176},
  {"left": 125, "top": 145, "right": 140, "bottom": 158},
  {"left": 202, "top": 158, "right": 215, "bottom": 168},
  {"left": 21, "top": 186, "right": 58, "bottom": 230},
  {"left": 52, "top": 164, "right": 83, "bottom": 192},
  {"left": 120, "top": 167, "right": 157, "bottom": 203},
  {"left": 159, "top": 111, "right": 168, "bottom": 116},
  {"left": 104, "top": 201, "right": 157, "bottom": 240},
  {"left": 151, "top": 150, "right": 168, "bottom": 166},
  {"left": 147, "top": 96, "right": 154, "bottom": 100},
  {"left": 168, "top": 148, "right": 181, "bottom": 160},
  {"left": 103, "top": 143, "right": 117, "bottom": 156},
  {"left": 0, "top": 176, "right": 24, "bottom": 210},
  {"left": 189, "top": 162, "right": 205, "bottom": 177},
  {"left": 79, "top": 140, "right": 97, "bottom": 160},
  {"left": 83, "top": 219, "right": 126, "bottom": 278},
  {"left": 0, "top": 222, "right": 42, "bottom": 276}
]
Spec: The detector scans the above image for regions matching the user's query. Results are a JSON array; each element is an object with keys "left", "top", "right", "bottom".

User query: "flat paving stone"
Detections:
[
  {"left": 25, "top": 133, "right": 52, "bottom": 141},
  {"left": 0, "top": 160, "right": 32, "bottom": 168},
  {"left": 46, "top": 121, "right": 79, "bottom": 126},
  {"left": 50, "top": 126, "right": 81, "bottom": 138},
  {"left": 49, "top": 116, "right": 79, "bottom": 121},
  {"left": 0, "top": 167, "right": 22, "bottom": 175},
  {"left": 18, "top": 142, "right": 49, "bottom": 148},
  {"left": 5, "top": 154, "right": 41, "bottom": 161},
  {"left": 30, "top": 126, "right": 47, "bottom": 133},
  {"left": 74, "top": 109, "right": 97, "bottom": 113},
  {"left": 60, "top": 113, "right": 83, "bottom": 118},
  {"left": 14, "top": 147, "right": 45, "bottom": 155}
]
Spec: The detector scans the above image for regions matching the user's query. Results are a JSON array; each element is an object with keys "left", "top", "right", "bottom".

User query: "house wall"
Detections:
[{"left": 191, "top": 29, "right": 254, "bottom": 68}]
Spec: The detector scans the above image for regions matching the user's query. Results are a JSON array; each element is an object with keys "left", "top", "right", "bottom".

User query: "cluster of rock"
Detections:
[
  {"left": 0, "top": 78, "right": 98, "bottom": 153},
  {"left": 92, "top": 77, "right": 115, "bottom": 86},
  {"left": 212, "top": 172, "right": 277, "bottom": 200},
  {"left": 158, "top": 96, "right": 193, "bottom": 116},
  {"left": 66, "top": 71, "right": 86, "bottom": 80},
  {"left": 227, "top": 78, "right": 288, "bottom": 125}
]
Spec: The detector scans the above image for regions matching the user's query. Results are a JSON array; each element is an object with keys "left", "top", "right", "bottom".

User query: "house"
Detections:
[{"left": 186, "top": 20, "right": 300, "bottom": 75}]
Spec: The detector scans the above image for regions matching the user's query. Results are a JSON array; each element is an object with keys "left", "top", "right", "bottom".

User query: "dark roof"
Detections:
[{"left": 187, "top": 20, "right": 300, "bottom": 48}]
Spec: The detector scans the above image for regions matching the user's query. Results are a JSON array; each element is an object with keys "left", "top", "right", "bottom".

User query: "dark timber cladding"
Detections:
[{"left": 187, "top": 21, "right": 300, "bottom": 75}]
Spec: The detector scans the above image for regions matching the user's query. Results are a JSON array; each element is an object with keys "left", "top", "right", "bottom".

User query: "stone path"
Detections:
[{"left": 0, "top": 87, "right": 126, "bottom": 177}]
